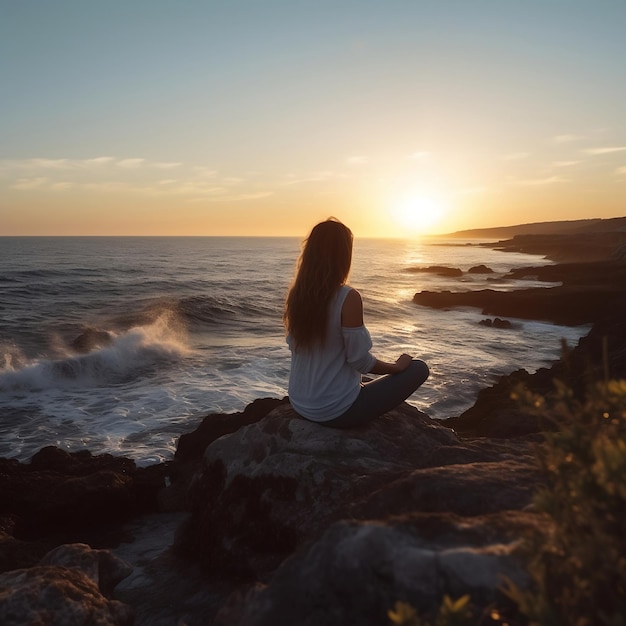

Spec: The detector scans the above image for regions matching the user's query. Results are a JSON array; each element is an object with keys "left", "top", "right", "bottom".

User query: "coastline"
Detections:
[{"left": 2, "top": 227, "right": 626, "bottom": 624}]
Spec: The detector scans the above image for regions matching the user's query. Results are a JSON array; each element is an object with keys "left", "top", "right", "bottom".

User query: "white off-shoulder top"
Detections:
[{"left": 287, "top": 285, "right": 376, "bottom": 421}]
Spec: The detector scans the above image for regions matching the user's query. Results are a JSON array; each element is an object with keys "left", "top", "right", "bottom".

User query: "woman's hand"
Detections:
[
  {"left": 394, "top": 353, "right": 413, "bottom": 372},
  {"left": 370, "top": 353, "right": 414, "bottom": 375}
]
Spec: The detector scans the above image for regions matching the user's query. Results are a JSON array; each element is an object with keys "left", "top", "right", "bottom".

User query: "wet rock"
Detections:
[
  {"left": 406, "top": 266, "right": 463, "bottom": 277},
  {"left": 413, "top": 286, "right": 624, "bottom": 326},
  {"left": 468, "top": 264, "right": 494, "bottom": 274},
  {"left": 445, "top": 310, "right": 626, "bottom": 437},
  {"left": 479, "top": 317, "right": 513, "bottom": 329}
]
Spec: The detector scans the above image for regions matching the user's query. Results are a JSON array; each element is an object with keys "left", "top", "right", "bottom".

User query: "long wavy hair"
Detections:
[{"left": 284, "top": 218, "right": 353, "bottom": 350}]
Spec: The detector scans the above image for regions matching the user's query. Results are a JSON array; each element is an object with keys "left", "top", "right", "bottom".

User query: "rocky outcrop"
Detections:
[
  {"left": 479, "top": 317, "right": 513, "bottom": 329},
  {"left": 0, "top": 447, "right": 169, "bottom": 551},
  {"left": 0, "top": 543, "right": 133, "bottom": 626},
  {"left": 445, "top": 310, "right": 626, "bottom": 437},
  {"left": 175, "top": 400, "right": 541, "bottom": 605},
  {"left": 413, "top": 285, "right": 624, "bottom": 326},
  {"left": 175, "top": 402, "right": 463, "bottom": 577},
  {"left": 483, "top": 231, "right": 626, "bottom": 262},
  {"left": 414, "top": 259, "right": 626, "bottom": 326},
  {"left": 214, "top": 512, "right": 541, "bottom": 626},
  {"left": 406, "top": 265, "right": 463, "bottom": 277},
  {"left": 468, "top": 264, "right": 494, "bottom": 274}
]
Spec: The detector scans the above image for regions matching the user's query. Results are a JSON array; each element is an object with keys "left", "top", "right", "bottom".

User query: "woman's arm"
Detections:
[
  {"left": 369, "top": 354, "right": 413, "bottom": 375},
  {"left": 342, "top": 289, "right": 413, "bottom": 375}
]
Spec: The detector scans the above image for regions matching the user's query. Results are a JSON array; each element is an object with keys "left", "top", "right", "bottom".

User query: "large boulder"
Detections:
[
  {"left": 174, "top": 401, "right": 541, "bottom": 579},
  {"left": 0, "top": 543, "right": 133, "bottom": 626},
  {"left": 0, "top": 447, "right": 169, "bottom": 546},
  {"left": 175, "top": 402, "right": 459, "bottom": 576},
  {"left": 215, "top": 512, "right": 541, "bottom": 626}
]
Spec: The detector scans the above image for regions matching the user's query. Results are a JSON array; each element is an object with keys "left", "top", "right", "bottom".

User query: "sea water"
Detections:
[{"left": 0, "top": 236, "right": 588, "bottom": 465}]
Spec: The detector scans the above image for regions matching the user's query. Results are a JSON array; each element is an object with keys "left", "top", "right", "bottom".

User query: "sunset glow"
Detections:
[
  {"left": 392, "top": 195, "right": 446, "bottom": 235},
  {"left": 1, "top": 2, "right": 625, "bottom": 237}
]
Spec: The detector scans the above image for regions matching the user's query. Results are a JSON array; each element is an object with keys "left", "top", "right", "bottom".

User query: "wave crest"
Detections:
[{"left": 0, "top": 313, "right": 188, "bottom": 391}]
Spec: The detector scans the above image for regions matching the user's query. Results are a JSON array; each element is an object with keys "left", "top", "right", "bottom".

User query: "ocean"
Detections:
[{"left": 0, "top": 236, "right": 588, "bottom": 465}]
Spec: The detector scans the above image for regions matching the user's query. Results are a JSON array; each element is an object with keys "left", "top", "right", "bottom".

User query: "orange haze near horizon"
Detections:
[{"left": 2, "top": 3, "right": 625, "bottom": 238}]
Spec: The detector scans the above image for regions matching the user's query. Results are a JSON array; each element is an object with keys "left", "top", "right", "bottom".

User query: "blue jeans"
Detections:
[{"left": 322, "top": 359, "right": 430, "bottom": 429}]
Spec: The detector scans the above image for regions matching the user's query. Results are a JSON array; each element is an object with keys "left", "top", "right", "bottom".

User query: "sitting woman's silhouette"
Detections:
[{"left": 284, "top": 218, "right": 429, "bottom": 428}]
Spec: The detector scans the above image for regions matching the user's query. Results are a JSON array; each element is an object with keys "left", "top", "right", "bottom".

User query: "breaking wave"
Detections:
[{"left": 0, "top": 313, "right": 188, "bottom": 392}]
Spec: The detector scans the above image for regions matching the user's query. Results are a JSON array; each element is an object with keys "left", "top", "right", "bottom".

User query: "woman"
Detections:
[{"left": 284, "top": 218, "right": 429, "bottom": 428}]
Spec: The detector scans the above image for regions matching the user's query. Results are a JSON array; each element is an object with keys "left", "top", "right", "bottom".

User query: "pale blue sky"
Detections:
[{"left": 1, "top": 1, "right": 625, "bottom": 235}]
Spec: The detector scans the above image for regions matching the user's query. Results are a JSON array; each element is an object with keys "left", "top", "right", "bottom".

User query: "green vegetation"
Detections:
[
  {"left": 389, "top": 377, "right": 626, "bottom": 626},
  {"left": 388, "top": 595, "right": 472, "bottom": 626},
  {"left": 506, "top": 378, "right": 626, "bottom": 626}
]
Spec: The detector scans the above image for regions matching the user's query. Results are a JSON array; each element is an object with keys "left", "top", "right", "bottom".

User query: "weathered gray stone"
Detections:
[
  {"left": 176, "top": 402, "right": 459, "bottom": 576},
  {"left": 214, "top": 513, "right": 535, "bottom": 626}
]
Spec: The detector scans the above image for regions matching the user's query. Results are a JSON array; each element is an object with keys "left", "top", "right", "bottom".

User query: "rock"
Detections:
[
  {"left": 505, "top": 260, "right": 626, "bottom": 286},
  {"left": 413, "top": 286, "right": 624, "bottom": 326},
  {"left": 468, "top": 264, "right": 494, "bottom": 274},
  {"left": 480, "top": 318, "right": 513, "bottom": 329},
  {"left": 483, "top": 231, "right": 626, "bottom": 262},
  {"left": 347, "top": 458, "right": 539, "bottom": 520},
  {"left": 446, "top": 309, "right": 626, "bottom": 437},
  {"left": 0, "top": 448, "right": 169, "bottom": 543},
  {"left": 175, "top": 397, "right": 289, "bottom": 464},
  {"left": 41, "top": 543, "right": 133, "bottom": 597},
  {"left": 0, "top": 544, "right": 133, "bottom": 626},
  {"left": 70, "top": 327, "right": 113, "bottom": 353},
  {"left": 215, "top": 512, "right": 539, "bottom": 626},
  {"left": 175, "top": 402, "right": 459, "bottom": 577},
  {"left": 414, "top": 259, "right": 626, "bottom": 326},
  {"left": 406, "top": 266, "right": 463, "bottom": 277}
]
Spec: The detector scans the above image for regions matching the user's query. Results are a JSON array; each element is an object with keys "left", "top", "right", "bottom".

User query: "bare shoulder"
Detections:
[{"left": 341, "top": 288, "right": 364, "bottom": 327}]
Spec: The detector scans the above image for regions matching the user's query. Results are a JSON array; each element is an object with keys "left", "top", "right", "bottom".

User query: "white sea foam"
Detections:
[
  {"left": 0, "top": 313, "right": 188, "bottom": 392},
  {"left": 0, "top": 236, "right": 591, "bottom": 464}
]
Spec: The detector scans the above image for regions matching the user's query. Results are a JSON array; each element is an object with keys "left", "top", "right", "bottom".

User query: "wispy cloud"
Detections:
[
  {"left": 186, "top": 191, "right": 273, "bottom": 203},
  {"left": 0, "top": 156, "right": 180, "bottom": 171},
  {"left": 553, "top": 134, "right": 584, "bottom": 143},
  {"left": 552, "top": 160, "right": 581, "bottom": 168},
  {"left": 617, "top": 166, "right": 626, "bottom": 176},
  {"left": 117, "top": 158, "right": 145, "bottom": 168},
  {"left": 192, "top": 166, "right": 218, "bottom": 178},
  {"left": 511, "top": 176, "right": 568, "bottom": 186},
  {"left": 2, "top": 156, "right": 272, "bottom": 201},
  {"left": 457, "top": 186, "right": 487, "bottom": 195},
  {"left": 84, "top": 157, "right": 116, "bottom": 166},
  {"left": 49, "top": 182, "right": 74, "bottom": 191},
  {"left": 12, "top": 177, "right": 49, "bottom": 190},
  {"left": 283, "top": 171, "right": 345, "bottom": 186},
  {"left": 502, "top": 152, "right": 530, "bottom": 161},
  {"left": 346, "top": 155, "right": 368, "bottom": 166},
  {"left": 584, "top": 146, "right": 626, "bottom": 155},
  {"left": 407, "top": 151, "right": 430, "bottom": 160},
  {"left": 154, "top": 162, "right": 182, "bottom": 169}
]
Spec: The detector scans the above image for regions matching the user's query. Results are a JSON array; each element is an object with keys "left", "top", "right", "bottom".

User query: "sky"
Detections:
[{"left": 1, "top": 0, "right": 625, "bottom": 237}]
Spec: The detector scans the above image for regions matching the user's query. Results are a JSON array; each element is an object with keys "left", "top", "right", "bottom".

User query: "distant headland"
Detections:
[{"left": 443, "top": 215, "right": 626, "bottom": 240}]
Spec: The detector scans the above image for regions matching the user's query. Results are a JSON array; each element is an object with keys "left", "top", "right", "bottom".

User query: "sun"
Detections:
[{"left": 392, "top": 194, "right": 445, "bottom": 235}]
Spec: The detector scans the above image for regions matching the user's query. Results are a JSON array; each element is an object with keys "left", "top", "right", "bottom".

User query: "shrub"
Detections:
[{"left": 506, "top": 378, "right": 626, "bottom": 626}]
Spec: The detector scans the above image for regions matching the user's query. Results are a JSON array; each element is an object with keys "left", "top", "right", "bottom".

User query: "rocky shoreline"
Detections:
[{"left": 2, "top": 232, "right": 626, "bottom": 625}]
